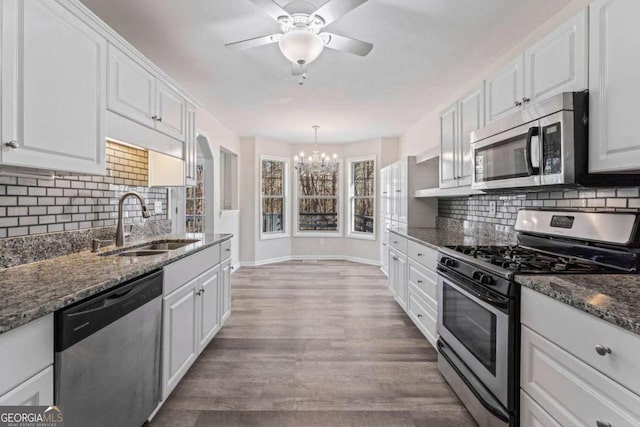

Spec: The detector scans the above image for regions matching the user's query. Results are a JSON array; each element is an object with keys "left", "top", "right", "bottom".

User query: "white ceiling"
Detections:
[{"left": 79, "top": 0, "right": 572, "bottom": 143}]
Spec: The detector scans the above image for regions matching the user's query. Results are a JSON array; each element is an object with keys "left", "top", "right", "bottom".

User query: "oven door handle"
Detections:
[
  {"left": 437, "top": 339, "right": 510, "bottom": 423},
  {"left": 438, "top": 266, "right": 510, "bottom": 311},
  {"left": 525, "top": 126, "right": 540, "bottom": 176}
]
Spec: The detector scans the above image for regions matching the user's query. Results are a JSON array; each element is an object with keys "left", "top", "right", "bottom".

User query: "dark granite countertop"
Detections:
[
  {"left": 516, "top": 274, "right": 640, "bottom": 336},
  {"left": 389, "top": 227, "right": 507, "bottom": 250},
  {"left": 0, "top": 233, "right": 232, "bottom": 335}
]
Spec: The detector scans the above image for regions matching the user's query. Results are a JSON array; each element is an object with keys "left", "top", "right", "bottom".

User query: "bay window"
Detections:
[{"left": 295, "top": 163, "right": 342, "bottom": 235}]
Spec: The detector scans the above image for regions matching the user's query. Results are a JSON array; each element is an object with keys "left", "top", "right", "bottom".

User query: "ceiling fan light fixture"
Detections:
[{"left": 278, "top": 29, "right": 324, "bottom": 65}]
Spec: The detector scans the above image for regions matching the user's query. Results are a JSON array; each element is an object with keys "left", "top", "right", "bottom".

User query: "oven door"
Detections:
[
  {"left": 472, "top": 122, "right": 541, "bottom": 190},
  {"left": 437, "top": 270, "right": 510, "bottom": 408}
]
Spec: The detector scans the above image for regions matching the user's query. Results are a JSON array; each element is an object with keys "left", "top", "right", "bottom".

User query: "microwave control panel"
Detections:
[{"left": 542, "top": 123, "right": 562, "bottom": 175}]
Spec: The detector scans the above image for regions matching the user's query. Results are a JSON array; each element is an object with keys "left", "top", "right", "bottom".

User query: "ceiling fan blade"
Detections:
[
  {"left": 321, "top": 33, "right": 373, "bottom": 56},
  {"left": 225, "top": 34, "right": 281, "bottom": 50},
  {"left": 312, "top": 0, "right": 368, "bottom": 27},
  {"left": 248, "top": 0, "right": 291, "bottom": 22}
]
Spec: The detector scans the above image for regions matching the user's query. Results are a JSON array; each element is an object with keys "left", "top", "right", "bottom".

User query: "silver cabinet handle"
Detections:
[
  {"left": 196, "top": 290, "right": 202, "bottom": 296},
  {"left": 382, "top": 243, "right": 387, "bottom": 246},
  {"left": 596, "top": 421, "right": 612, "bottom": 427},
  {"left": 4, "top": 140, "right": 19, "bottom": 149},
  {"left": 595, "top": 345, "right": 611, "bottom": 356},
  {"left": 522, "top": 97, "right": 530, "bottom": 103},
  {"left": 225, "top": 248, "right": 230, "bottom": 252}
]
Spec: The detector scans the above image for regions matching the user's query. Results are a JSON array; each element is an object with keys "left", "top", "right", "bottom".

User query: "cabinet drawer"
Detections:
[
  {"left": 0, "top": 315, "right": 53, "bottom": 396},
  {"left": 520, "top": 390, "right": 560, "bottom": 427},
  {"left": 221, "top": 239, "right": 231, "bottom": 261},
  {"left": 521, "top": 326, "right": 640, "bottom": 427},
  {"left": 389, "top": 232, "right": 407, "bottom": 253},
  {"left": 522, "top": 287, "right": 640, "bottom": 394},
  {"left": 164, "top": 244, "right": 220, "bottom": 295},
  {"left": 407, "top": 240, "right": 437, "bottom": 271},
  {"left": 0, "top": 366, "right": 53, "bottom": 406},
  {"left": 407, "top": 284, "right": 437, "bottom": 347},
  {"left": 408, "top": 260, "right": 437, "bottom": 306}
]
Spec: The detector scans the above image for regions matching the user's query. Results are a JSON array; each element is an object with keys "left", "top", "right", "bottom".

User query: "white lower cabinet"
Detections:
[
  {"left": 520, "top": 390, "right": 560, "bottom": 427},
  {"left": 197, "top": 265, "right": 221, "bottom": 353},
  {"left": 0, "top": 367, "right": 53, "bottom": 406},
  {"left": 220, "top": 258, "right": 231, "bottom": 322},
  {"left": 388, "top": 247, "right": 407, "bottom": 310}
]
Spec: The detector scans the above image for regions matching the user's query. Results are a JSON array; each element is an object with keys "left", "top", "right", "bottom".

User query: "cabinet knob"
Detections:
[
  {"left": 151, "top": 115, "right": 158, "bottom": 121},
  {"left": 417, "top": 280, "right": 423, "bottom": 284},
  {"left": 392, "top": 256, "right": 398, "bottom": 261},
  {"left": 417, "top": 314, "right": 423, "bottom": 318},
  {"left": 225, "top": 248, "right": 230, "bottom": 252},
  {"left": 4, "top": 140, "right": 19, "bottom": 149},
  {"left": 522, "top": 97, "right": 530, "bottom": 103},
  {"left": 196, "top": 289, "right": 202, "bottom": 296},
  {"left": 595, "top": 345, "right": 611, "bottom": 356},
  {"left": 157, "top": 116, "right": 163, "bottom": 122},
  {"left": 393, "top": 241, "right": 398, "bottom": 244},
  {"left": 596, "top": 421, "right": 612, "bottom": 427},
  {"left": 417, "top": 253, "right": 423, "bottom": 257}
]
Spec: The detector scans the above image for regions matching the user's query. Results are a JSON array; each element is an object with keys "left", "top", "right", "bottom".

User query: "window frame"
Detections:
[
  {"left": 259, "top": 155, "right": 290, "bottom": 240},
  {"left": 293, "top": 159, "right": 344, "bottom": 238},
  {"left": 347, "top": 156, "right": 376, "bottom": 241}
]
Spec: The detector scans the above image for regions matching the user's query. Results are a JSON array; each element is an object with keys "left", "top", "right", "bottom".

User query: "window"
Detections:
[
  {"left": 296, "top": 163, "right": 342, "bottom": 235},
  {"left": 260, "top": 157, "right": 288, "bottom": 238},
  {"left": 348, "top": 158, "right": 375, "bottom": 238},
  {"left": 186, "top": 164, "right": 205, "bottom": 233}
]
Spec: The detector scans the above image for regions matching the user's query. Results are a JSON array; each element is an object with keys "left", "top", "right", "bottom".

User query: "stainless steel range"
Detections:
[{"left": 436, "top": 209, "right": 640, "bottom": 427}]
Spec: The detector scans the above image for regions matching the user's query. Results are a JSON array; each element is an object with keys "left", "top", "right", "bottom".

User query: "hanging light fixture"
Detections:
[{"left": 294, "top": 126, "right": 338, "bottom": 174}]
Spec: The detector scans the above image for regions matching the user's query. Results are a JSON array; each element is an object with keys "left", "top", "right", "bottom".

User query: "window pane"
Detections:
[
  {"left": 298, "top": 168, "right": 339, "bottom": 196},
  {"left": 262, "top": 197, "right": 284, "bottom": 233},
  {"left": 353, "top": 160, "right": 374, "bottom": 197},
  {"left": 352, "top": 197, "right": 374, "bottom": 233},
  {"left": 262, "top": 160, "right": 284, "bottom": 196},
  {"left": 298, "top": 198, "right": 338, "bottom": 231}
]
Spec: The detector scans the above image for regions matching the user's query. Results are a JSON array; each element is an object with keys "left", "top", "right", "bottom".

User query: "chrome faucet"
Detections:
[{"left": 116, "top": 191, "right": 151, "bottom": 247}]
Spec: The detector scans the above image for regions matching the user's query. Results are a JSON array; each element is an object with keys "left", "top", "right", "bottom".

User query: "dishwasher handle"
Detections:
[{"left": 55, "top": 270, "right": 163, "bottom": 352}]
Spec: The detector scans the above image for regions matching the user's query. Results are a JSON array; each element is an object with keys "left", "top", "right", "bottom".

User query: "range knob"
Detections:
[{"left": 442, "top": 257, "right": 457, "bottom": 268}]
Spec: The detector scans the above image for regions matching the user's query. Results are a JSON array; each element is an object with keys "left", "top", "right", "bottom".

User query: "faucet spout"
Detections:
[{"left": 116, "top": 191, "right": 150, "bottom": 247}]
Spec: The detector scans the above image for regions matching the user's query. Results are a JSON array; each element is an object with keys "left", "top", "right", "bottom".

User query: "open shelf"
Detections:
[{"left": 414, "top": 186, "right": 484, "bottom": 198}]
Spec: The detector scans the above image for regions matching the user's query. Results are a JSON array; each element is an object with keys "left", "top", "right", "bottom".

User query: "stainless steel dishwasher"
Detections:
[{"left": 55, "top": 270, "right": 163, "bottom": 427}]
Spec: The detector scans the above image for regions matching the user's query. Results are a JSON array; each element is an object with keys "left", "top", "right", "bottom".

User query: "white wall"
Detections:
[
  {"left": 239, "top": 136, "right": 399, "bottom": 266},
  {"left": 399, "top": 0, "right": 594, "bottom": 157}
]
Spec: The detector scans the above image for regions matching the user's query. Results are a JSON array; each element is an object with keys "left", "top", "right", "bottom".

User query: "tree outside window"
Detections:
[
  {"left": 297, "top": 166, "right": 340, "bottom": 233},
  {"left": 186, "top": 164, "right": 205, "bottom": 233},
  {"left": 261, "top": 159, "right": 287, "bottom": 235},
  {"left": 349, "top": 159, "right": 375, "bottom": 237}
]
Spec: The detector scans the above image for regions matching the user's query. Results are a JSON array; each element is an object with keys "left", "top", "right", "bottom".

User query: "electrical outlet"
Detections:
[
  {"left": 489, "top": 201, "right": 497, "bottom": 217},
  {"left": 154, "top": 200, "right": 162, "bottom": 213}
]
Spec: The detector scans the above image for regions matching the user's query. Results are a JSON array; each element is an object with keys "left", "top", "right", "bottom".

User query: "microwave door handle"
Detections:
[{"left": 525, "top": 126, "right": 540, "bottom": 176}]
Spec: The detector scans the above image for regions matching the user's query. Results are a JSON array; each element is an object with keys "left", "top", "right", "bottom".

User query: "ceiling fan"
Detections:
[{"left": 226, "top": 0, "right": 373, "bottom": 83}]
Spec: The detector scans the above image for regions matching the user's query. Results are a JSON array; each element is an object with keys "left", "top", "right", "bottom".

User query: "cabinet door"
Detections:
[
  {"left": 220, "top": 259, "right": 232, "bottom": 323},
  {"left": 439, "top": 103, "right": 458, "bottom": 188},
  {"left": 1, "top": 0, "right": 106, "bottom": 174},
  {"left": 388, "top": 247, "right": 396, "bottom": 293},
  {"left": 185, "top": 103, "right": 197, "bottom": 186},
  {"left": 589, "top": 0, "right": 640, "bottom": 173},
  {"left": 0, "top": 366, "right": 53, "bottom": 406},
  {"left": 390, "top": 163, "right": 400, "bottom": 221},
  {"left": 162, "top": 278, "right": 199, "bottom": 400},
  {"left": 457, "top": 85, "right": 485, "bottom": 187},
  {"left": 485, "top": 55, "right": 524, "bottom": 124},
  {"left": 155, "top": 80, "right": 186, "bottom": 142},
  {"left": 198, "top": 266, "right": 220, "bottom": 352},
  {"left": 520, "top": 390, "right": 561, "bottom": 427},
  {"left": 397, "top": 160, "right": 408, "bottom": 224},
  {"left": 524, "top": 9, "right": 587, "bottom": 105},
  {"left": 107, "top": 44, "right": 156, "bottom": 128},
  {"left": 395, "top": 252, "right": 407, "bottom": 311}
]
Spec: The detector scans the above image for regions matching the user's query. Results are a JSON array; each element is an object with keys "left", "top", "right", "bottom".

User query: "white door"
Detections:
[
  {"left": 1, "top": 0, "right": 106, "bottom": 175},
  {"left": 198, "top": 266, "right": 220, "bottom": 352},
  {"left": 486, "top": 55, "right": 525, "bottom": 124},
  {"left": 589, "top": 0, "right": 640, "bottom": 173},
  {"left": 439, "top": 103, "right": 458, "bottom": 188},
  {"left": 107, "top": 44, "right": 156, "bottom": 129},
  {"left": 524, "top": 9, "right": 588, "bottom": 105},
  {"left": 155, "top": 80, "right": 186, "bottom": 142},
  {"left": 458, "top": 85, "right": 485, "bottom": 187},
  {"left": 162, "top": 278, "right": 199, "bottom": 400},
  {"left": 0, "top": 367, "right": 53, "bottom": 406},
  {"left": 220, "top": 259, "right": 232, "bottom": 322}
]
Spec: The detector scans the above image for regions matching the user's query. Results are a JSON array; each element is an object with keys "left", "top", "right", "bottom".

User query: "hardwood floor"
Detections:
[{"left": 150, "top": 260, "right": 475, "bottom": 427}]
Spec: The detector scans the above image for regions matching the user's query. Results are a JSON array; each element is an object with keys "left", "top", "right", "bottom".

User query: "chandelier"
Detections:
[{"left": 294, "top": 126, "right": 338, "bottom": 174}]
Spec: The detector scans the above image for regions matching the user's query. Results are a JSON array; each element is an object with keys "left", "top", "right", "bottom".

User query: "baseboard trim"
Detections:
[{"left": 240, "top": 255, "right": 380, "bottom": 268}]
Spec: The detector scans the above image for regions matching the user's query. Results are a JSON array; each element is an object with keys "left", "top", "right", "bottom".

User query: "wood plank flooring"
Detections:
[{"left": 150, "top": 260, "right": 475, "bottom": 427}]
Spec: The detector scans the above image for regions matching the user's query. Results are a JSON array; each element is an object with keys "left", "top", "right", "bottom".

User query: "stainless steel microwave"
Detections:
[{"left": 471, "top": 92, "right": 588, "bottom": 190}]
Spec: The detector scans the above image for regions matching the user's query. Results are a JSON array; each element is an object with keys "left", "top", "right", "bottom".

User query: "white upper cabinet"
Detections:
[
  {"left": 107, "top": 45, "right": 156, "bottom": 129},
  {"left": 524, "top": 9, "right": 588, "bottom": 105},
  {"left": 485, "top": 55, "right": 524, "bottom": 124},
  {"left": 439, "top": 102, "right": 458, "bottom": 188},
  {"left": 1, "top": 0, "right": 106, "bottom": 175},
  {"left": 457, "top": 85, "right": 485, "bottom": 186},
  {"left": 184, "top": 103, "right": 197, "bottom": 186},
  {"left": 155, "top": 80, "right": 186, "bottom": 142},
  {"left": 589, "top": 0, "right": 640, "bottom": 173}
]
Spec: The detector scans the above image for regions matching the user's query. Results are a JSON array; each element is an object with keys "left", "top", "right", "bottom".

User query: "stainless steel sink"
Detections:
[
  {"left": 137, "top": 241, "right": 199, "bottom": 251},
  {"left": 118, "top": 250, "right": 170, "bottom": 257}
]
